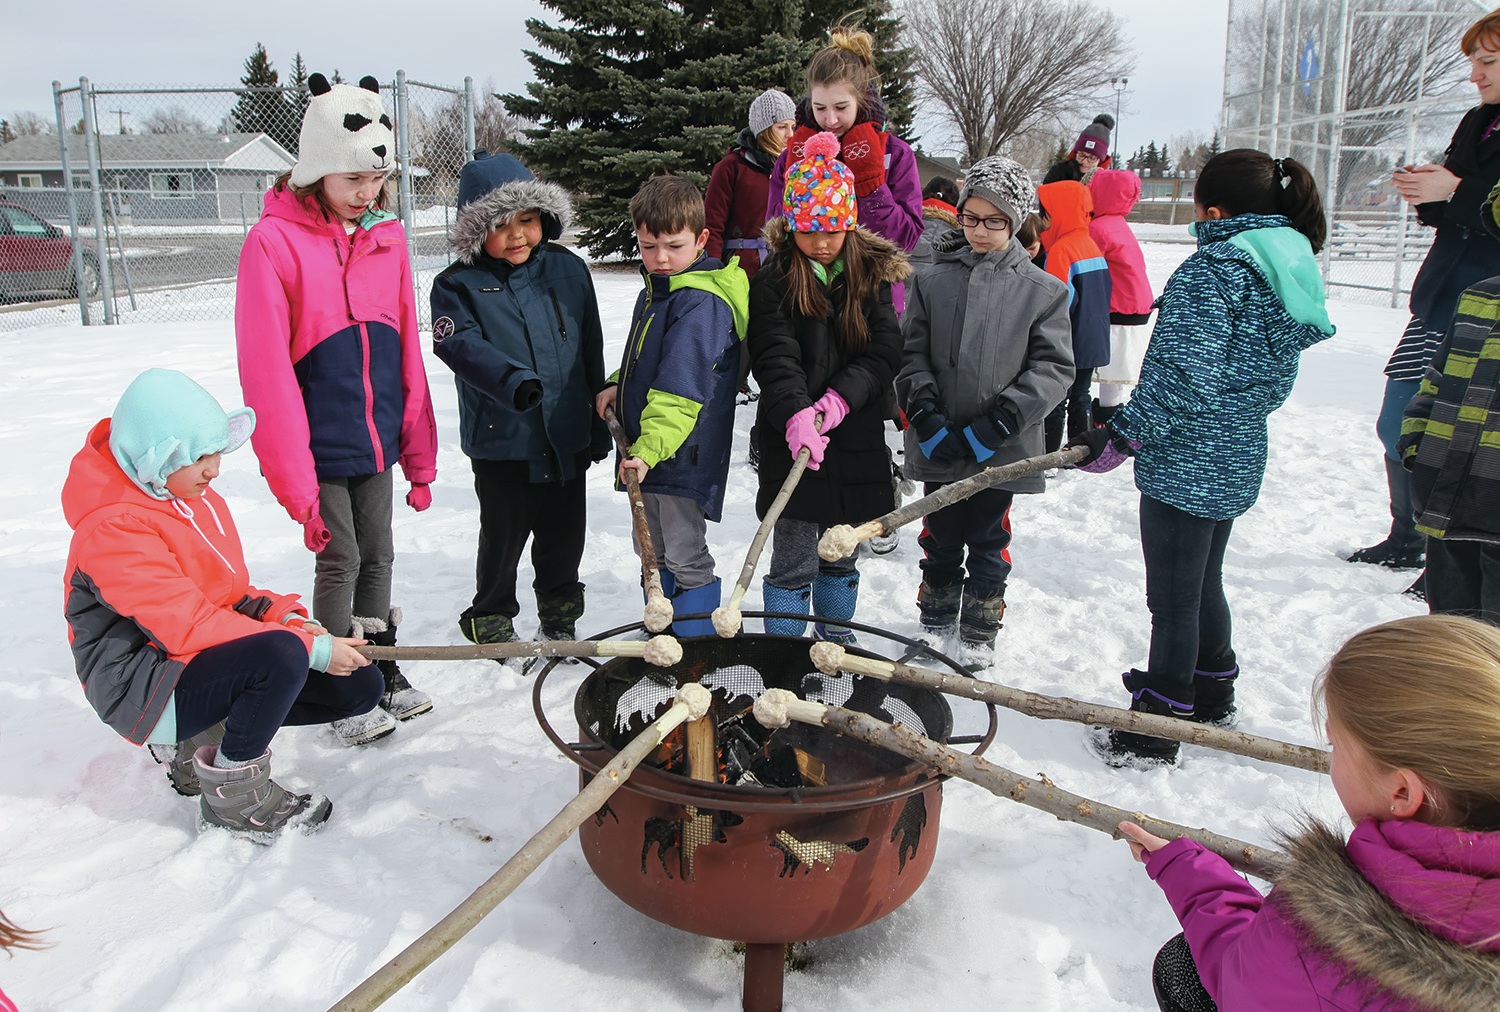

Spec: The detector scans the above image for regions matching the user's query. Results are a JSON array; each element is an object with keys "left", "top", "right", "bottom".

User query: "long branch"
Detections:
[
  {"left": 819, "top": 447, "right": 1088, "bottom": 560},
  {"left": 357, "top": 636, "right": 683, "bottom": 667},
  {"left": 328, "top": 685, "right": 713, "bottom": 1012},
  {"left": 753, "top": 691, "right": 1287, "bottom": 881},
  {"left": 604, "top": 406, "right": 671, "bottom": 631},
  {"left": 809, "top": 644, "right": 1329, "bottom": 774}
]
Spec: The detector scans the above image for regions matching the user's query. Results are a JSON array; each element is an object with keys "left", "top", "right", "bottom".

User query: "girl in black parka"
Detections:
[{"left": 749, "top": 132, "right": 910, "bottom": 641}]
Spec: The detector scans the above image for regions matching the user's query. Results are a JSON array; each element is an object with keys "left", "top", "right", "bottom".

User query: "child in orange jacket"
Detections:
[{"left": 1037, "top": 179, "right": 1112, "bottom": 450}]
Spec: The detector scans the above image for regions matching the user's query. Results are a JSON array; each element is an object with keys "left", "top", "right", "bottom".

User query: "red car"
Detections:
[{"left": 0, "top": 201, "right": 100, "bottom": 302}]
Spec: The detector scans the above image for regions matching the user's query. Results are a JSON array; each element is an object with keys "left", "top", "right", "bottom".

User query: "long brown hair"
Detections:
[
  {"left": 778, "top": 228, "right": 889, "bottom": 350},
  {"left": 806, "top": 26, "right": 881, "bottom": 114},
  {"left": 1315, "top": 614, "right": 1500, "bottom": 831},
  {"left": 271, "top": 170, "right": 393, "bottom": 221},
  {"left": 1, "top": 908, "right": 49, "bottom": 954}
]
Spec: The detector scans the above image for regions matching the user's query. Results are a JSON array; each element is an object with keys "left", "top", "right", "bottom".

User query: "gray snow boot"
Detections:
[
  {"left": 916, "top": 573, "right": 963, "bottom": 638},
  {"left": 148, "top": 721, "right": 225, "bottom": 797},
  {"left": 192, "top": 745, "right": 332, "bottom": 843},
  {"left": 354, "top": 608, "right": 432, "bottom": 721},
  {"left": 956, "top": 581, "right": 1005, "bottom": 671}
]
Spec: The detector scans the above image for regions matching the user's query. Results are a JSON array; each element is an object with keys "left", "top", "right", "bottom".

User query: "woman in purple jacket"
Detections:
[{"left": 1120, "top": 613, "right": 1500, "bottom": 1011}]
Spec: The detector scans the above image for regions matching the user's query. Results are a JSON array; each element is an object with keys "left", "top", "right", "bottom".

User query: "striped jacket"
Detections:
[{"left": 1400, "top": 277, "right": 1500, "bottom": 542}]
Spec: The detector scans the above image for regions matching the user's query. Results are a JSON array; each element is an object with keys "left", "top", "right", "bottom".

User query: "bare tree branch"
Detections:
[{"left": 901, "top": 0, "right": 1133, "bottom": 162}]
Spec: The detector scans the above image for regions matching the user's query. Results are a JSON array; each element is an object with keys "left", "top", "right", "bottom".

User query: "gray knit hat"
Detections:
[
  {"left": 749, "top": 89, "right": 796, "bottom": 136},
  {"left": 958, "top": 155, "right": 1037, "bottom": 233}
]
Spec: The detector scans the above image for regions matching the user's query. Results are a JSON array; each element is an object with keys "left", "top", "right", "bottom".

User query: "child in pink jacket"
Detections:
[
  {"left": 1088, "top": 168, "right": 1154, "bottom": 424},
  {"left": 1121, "top": 614, "right": 1500, "bottom": 1011},
  {"left": 235, "top": 73, "right": 438, "bottom": 747}
]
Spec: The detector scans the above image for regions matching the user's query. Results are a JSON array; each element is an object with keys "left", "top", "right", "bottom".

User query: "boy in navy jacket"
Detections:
[{"left": 431, "top": 152, "right": 609, "bottom": 658}]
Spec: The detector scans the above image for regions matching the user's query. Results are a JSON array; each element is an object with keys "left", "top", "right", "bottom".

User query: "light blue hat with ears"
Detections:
[{"left": 108, "top": 368, "right": 255, "bottom": 500}]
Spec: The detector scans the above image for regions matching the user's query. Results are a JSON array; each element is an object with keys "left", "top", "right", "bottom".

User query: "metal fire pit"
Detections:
[{"left": 532, "top": 617, "right": 997, "bottom": 1012}]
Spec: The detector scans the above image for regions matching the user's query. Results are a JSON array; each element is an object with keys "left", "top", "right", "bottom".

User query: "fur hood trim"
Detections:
[
  {"left": 761, "top": 217, "right": 912, "bottom": 285},
  {"left": 1276, "top": 820, "right": 1500, "bottom": 1011},
  {"left": 449, "top": 179, "right": 573, "bottom": 265},
  {"left": 923, "top": 205, "right": 959, "bottom": 227}
]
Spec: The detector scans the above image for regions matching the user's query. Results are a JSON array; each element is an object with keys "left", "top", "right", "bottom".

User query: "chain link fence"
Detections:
[
  {"left": 1222, "top": 0, "right": 1480, "bottom": 307},
  {"left": 0, "top": 74, "right": 480, "bottom": 332}
]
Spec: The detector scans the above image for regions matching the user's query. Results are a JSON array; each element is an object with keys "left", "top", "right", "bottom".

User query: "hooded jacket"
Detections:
[
  {"left": 749, "top": 220, "right": 909, "bottom": 525},
  {"left": 1111, "top": 214, "right": 1335, "bottom": 520},
  {"left": 1401, "top": 275, "right": 1500, "bottom": 543},
  {"left": 614, "top": 253, "right": 749, "bottom": 521},
  {"left": 704, "top": 129, "right": 777, "bottom": 277},
  {"left": 62, "top": 373, "right": 321, "bottom": 746},
  {"left": 1144, "top": 819, "right": 1500, "bottom": 1011},
  {"left": 431, "top": 177, "right": 609, "bottom": 482},
  {"left": 896, "top": 232, "right": 1073, "bottom": 490},
  {"left": 1087, "top": 169, "right": 1154, "bottom": 321},
  {"left": 235, "top": 185, "right": 438, "bottom": 523},
  {"left": 1036, "top": 180, "right": 1112, "bottom": 369},
  {"left": 910, "top": 200, "right": 959, "bottom": 266}
]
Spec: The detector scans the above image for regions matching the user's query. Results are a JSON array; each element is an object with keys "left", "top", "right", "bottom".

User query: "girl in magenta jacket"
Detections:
[
  {"left": 1121, "top": 614, "right": 1500, "bottom": 1011},
  {"left": 235, "top": 74, "right": 438, "bottom": 747},
  {"left": 1088, "top": 168, "right": 1154, "bottom": 423},
  {"left": 766, "top": 27, "right": 923, "bottom": 313}
]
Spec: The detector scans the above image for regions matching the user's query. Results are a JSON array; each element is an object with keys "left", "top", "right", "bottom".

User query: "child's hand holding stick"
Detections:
[{"left": 603, "top": 406, "right": 673, "bottom": 632}]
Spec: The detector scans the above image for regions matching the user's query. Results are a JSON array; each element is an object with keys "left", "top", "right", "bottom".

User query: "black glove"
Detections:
[
  {"left": 908, "top": 400, "right": 964, "bottom": 462},
  {"left": 514, "top": 378, "right": 542, "bottom": 410},
  {"left": 961, "top": 408, "right": 1020, "bottom": 463},
  {"left": 1066, "top": 424, "right": 1137, "bottom": 473}
]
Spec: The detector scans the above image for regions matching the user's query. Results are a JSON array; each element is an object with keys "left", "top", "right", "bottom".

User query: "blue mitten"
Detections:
[{"left": 962, "top": 407, "right": 1020, "bottom": 463}]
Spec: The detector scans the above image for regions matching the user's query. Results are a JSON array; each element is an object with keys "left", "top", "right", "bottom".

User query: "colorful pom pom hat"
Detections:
[{"left": 782, "top": 131, "right": 858, "bottom": 232}]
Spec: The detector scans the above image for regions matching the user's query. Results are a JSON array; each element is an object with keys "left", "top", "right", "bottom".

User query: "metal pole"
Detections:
[
  {"left": 53, "top": 81, "right": 89, "bottom": 326},
  {"left": 463, "top": 76, "right": 476, "bottom": 159},
  {"left": 395, "top": 71, "right": 416, "bottom": 271},
  {"left": 1269, "top": 0, "right": 1289, "bottom": 153},
  {"left": 1323, "top": 0, "right": 1354, "bottom": 282},
  {"left": 108, "top": 191, "right": 137, "bottom": 310},
  {"left": 79, "top": 77, "right": 116, "bottom": 325},
  {"left": 1392, "top": 106, "right": 1418, "bottom": 309}
]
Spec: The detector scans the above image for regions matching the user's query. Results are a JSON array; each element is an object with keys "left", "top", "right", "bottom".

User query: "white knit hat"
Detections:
[
  {"left": 290, "top": 74, "right": 396, "bottom": 187},
  {"left": 959, "top": 155, "right": 1038, "bottom": 233},
  {"left": 748, "top": 89, "right": 796, "bottom": 136}
]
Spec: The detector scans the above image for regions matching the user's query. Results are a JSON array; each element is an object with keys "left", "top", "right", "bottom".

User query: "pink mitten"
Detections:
[
  {"left": 785, "top": 406, "right": 829, "bottom": 470},
  {"left": 303, "top": 514, "right": 332, "bottom": 553},
  {"left": 406, "top": 482, "right": 432, "bottom": 512},
  {"left": 812, "top": 389, "right": 850, "bottom": 432}
]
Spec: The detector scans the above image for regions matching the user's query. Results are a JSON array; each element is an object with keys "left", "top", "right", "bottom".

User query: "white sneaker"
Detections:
[{"left": 331, "top": 707, "right": 397, "bottom": 746}]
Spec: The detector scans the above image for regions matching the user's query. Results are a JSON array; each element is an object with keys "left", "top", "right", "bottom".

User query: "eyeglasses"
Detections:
[{"left": 957, "top": 212, "right": 1010, "bottom": 231}]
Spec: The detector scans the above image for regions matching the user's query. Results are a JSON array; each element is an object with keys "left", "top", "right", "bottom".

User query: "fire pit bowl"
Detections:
[{"left": 532, "top": 619, "right": 996, "bottom": 1011}]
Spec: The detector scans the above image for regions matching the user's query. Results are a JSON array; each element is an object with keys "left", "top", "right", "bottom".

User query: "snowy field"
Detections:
[{"left": 0, "top": 236, "right": 1423, "bottom": 1010}]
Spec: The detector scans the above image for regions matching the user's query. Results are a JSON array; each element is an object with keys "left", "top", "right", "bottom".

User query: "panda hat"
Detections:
[{"left": 290, "top": 74, "right": 395, "bottom": 187}]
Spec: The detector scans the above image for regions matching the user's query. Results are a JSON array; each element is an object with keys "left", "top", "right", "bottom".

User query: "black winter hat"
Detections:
[{"left": 1072, "top": 114, "right": 1115, "bottom": 160}]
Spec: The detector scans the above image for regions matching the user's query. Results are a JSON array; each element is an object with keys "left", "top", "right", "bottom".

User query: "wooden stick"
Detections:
[
  {"left": 604, "top": 406, "right": 672, "bottom": 631},
  {"left": 713, "top": 412, "right": 823, "bottom": 637},
  {"left": 357, "top": 636, "right": 684, "bottom": 668},
  {"left": 328, "top": 684, "right": 713, "bottom": 1012},
  {"left": 808, "top": 643, "right": 1329, "bottom": 774},
  {"left": 818, "top": 446, "right": 1089, "bottom": 561},
  {"left": 752, "top": 690, "right": 1287, "bottom": 880}
]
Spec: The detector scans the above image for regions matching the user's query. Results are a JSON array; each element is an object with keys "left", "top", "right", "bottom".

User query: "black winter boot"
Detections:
[
  {"left": 1088, "top": 670, "right": 1192, "bottom": 768},
  {"left": 536, "top": 586, "right": 585, "bottom": 641},
  {"left": 1152, "top": 934, "right": 1219, "bottom": 1012},
  {"left": 357, "top": 609, "right": 432, "bottom": 720},
  {"left": 1348, "top": 457, "right": 1425, "bottom": 569},
  {"left": 1191, "top": 663, "right": 1238, "bottom": 728},
  {"left": 956, "top": 580, "right": 1006, "bottom": 671},
  {"left": 459, "top": 606, "right": 533, "bottom": 675},
  {"left": 917, "top": 572, "right": 964, "bottom": 637}
]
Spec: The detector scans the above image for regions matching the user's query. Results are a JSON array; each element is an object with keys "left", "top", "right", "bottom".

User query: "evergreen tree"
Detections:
[
  {"left": 232, "top": 44, "right": 296, "bottom": 154},
  {"left": 287, "top": 52, "right": 311, "bottom": 152},
  {"left": 505, "top": 0, "right": 914, "bottom": 259}
]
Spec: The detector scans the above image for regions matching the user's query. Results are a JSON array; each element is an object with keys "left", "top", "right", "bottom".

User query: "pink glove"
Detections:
[
  {"left": 812, "top": 389, "right": 850, "bottom": 432},
  {"left": 303, "top": 514, "right": 332, "bottom": 553},
  {"left": 785, "top": 406, "right": 828, "bottom": 470},
  {"left": 406, "top": 482, "right": 432, "bottom": 512}
]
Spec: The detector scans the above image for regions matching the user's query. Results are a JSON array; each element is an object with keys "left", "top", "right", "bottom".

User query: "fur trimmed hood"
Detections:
[
  {"left": 922, "top": 204, "right": 959, "bottom": 228},
  {"left": 449, "top": 179, "right": 573, "bottom": 265},
  {"left": 1276, "top": 819, "right": 1500, "bottom": 1011},
  {"left": 761, "top": 217, "right": 912, "bottom": 286}
]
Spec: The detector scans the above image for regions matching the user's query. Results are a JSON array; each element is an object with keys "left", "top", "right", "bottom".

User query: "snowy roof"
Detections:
[{"left": 0, "top": 132, "right": 295, "bottom": 171}]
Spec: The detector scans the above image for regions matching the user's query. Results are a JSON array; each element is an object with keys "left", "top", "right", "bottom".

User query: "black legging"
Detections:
[{"left": 1140, "top": 494, "right": 1236, "bottom": 703}]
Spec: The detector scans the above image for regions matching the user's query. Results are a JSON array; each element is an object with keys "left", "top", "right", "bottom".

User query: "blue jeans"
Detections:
[
  {"left": 173, "top": 630, "right": 383, "bottom": 762},
  {"left": 1139, "top": 495, "right": 1235, "bottom": 701},
  {"left": 1376, "top": 377, "right": 1421, "bottom": 461}
]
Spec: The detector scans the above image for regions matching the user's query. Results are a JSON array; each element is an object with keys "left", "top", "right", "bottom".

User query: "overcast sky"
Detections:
[{"left": 3, "top": 0, "right": 1228, "bottom": 158}]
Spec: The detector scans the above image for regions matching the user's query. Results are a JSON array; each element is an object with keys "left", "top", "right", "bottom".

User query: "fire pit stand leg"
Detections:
[{"left": 741, "top": 942, "right": 787, "bottom": 1012}]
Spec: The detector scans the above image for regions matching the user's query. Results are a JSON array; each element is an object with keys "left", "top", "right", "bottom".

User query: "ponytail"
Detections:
[{"left": 1195, "top": 148, "right": 1326, "bottom": 253}]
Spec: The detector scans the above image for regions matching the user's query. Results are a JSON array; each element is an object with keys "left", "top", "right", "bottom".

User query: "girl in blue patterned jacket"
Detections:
[{"left": 1069, "top": 149, "right": 1336, "bottom": 767}]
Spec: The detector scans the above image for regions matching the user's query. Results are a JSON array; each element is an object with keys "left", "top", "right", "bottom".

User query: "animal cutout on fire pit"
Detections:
[
  {"left": 771, "top": 831, "right": 869, "bottom": 876},
  {"left": 891, "top": 791, "right": 928, "bottom": 872}
]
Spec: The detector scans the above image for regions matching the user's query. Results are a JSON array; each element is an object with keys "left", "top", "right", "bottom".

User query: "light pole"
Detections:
[{"left": 1111, "top": 76, "right": 1128, "bottom": 163}]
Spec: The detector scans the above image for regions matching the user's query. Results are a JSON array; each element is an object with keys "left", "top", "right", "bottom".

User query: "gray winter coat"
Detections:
[{"left": 896, "top": 233, "right": 1073, "bottom": 492}]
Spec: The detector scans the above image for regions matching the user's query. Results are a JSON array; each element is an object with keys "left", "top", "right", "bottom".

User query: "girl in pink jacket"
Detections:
[
  {"left": 235, "top": 73, "right": 438, "bottom": 747},
  {"left": 1087, "top": 168, "right": 1154, "bottom": 425},
  {"left": 1121, "top": 614, "right": 1500, "bottom": 1011}
]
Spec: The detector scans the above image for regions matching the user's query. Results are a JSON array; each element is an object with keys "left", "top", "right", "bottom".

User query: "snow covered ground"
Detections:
[{"left": 0, "top": 237, "right": 1424, "bottom": 1010}]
